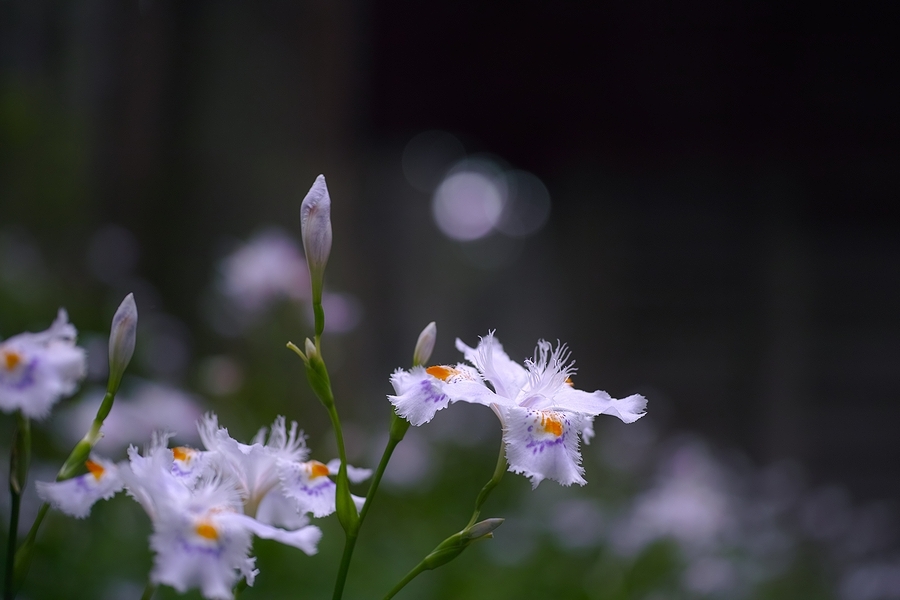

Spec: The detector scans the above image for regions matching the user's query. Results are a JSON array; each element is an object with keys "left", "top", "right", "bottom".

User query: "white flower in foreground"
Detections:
[
  {"left": 389, "top": 331, "right": 647, "bottom": 487},
  {"left": 0, "top": 309, "right": 87, "bottom": 419},
  {"left": 36, "top": 456, "right": 124, "bottom": 518},
  {"left": 140, "top": 472, "right": 320, "bottom": 600},
  {"left": 278, "top": 458, "right": 371, "bottom": 518},
  {"left": 41, "top": 428, "right": 322, "bottom": 600},
  {"left": 198, "top": 413, "right": 370, "bottom": 523},
  {"left": 198, "top": 413, "right": 308, "bottom": 518}
]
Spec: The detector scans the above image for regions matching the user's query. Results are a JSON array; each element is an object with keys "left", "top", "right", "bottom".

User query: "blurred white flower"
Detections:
[
  {"left": 219, "top": 228, "right": 309, "bottom": 314},
  {"left": 36, "top": 456, "right": 124, "bottom": 519},
  {"left": 57, "top": 381, "right": 205, "bottom": 453},
  {"left": 0, "top": 309, "right": 87, "bottom": 419},
  {"left": 610, "top": 441, "right": 737, "bottom": 556}
]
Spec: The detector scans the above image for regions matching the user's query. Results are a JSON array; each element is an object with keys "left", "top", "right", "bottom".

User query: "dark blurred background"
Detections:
[{"left": 2, "top": 2, "right": 899, "bottom": 599}]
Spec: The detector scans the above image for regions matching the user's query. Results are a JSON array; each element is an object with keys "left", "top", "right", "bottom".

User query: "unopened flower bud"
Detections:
[
  {"left": 412, "top": 322, "right": 437, "bottom": 366},
  {"left": 108, "top": 293, "right": 137, "bottom": 391},
  {"left": 304, "top": 337, "right": 318, "bottom": 361},
  {"left": 462, "top": 518, "right": 504, "bottom": 541},
  {"left": 300, "top": 175, "right": 332, "bottom": 303}
]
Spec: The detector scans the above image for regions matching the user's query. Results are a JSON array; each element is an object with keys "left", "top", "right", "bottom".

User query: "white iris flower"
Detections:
[
  {"left": 35, "top": 456, "right": 124, "bottom": 518},
  {"left": 389, "top": 331, "right": 647, "bottom": 487},
  {"left": 0, "top": 309, "right": 86, "bottom": 419},
  {"left": 37, "top": 416, "right": 326, "bottom": 600}
]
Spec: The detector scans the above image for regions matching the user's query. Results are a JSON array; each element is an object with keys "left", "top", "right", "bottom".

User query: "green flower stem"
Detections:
[
  {"left": 382, "top": 562, "right": 428, "bottom": 600},
  {"left": 294, "top": 337, "right": 359, "bottom": 600},
  {"left": 4, "top": 413, "right": 30, "bottom": 600},
  {"left": 381, "top": 437, "right": 508, "bottom": 599},
  {"left": 58, "top": 390, "right": 115, "bottom": 480},
  {"left": 331, "top": 530, "right": 357, "bottom": 600},
  {"left": 12, "top": 388, "right": 120, "bottom": 596},
  {"left": 333, "top": 395, "right": 413, "bottom": 600},
  {"left": 313, "top": 301, "right": 325, "bottom": 339},
  {"left": 466, "top": 436, "right": 507, "bottom": 528},
  {"left": 3, "top": 490, "right": 21, "bottom": 600},
  {"left": 139, "top": 582, "right": 156, "bottom": 600}
]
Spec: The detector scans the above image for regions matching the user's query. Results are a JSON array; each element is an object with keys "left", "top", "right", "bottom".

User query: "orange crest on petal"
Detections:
[
  {"left": 195, "top": 521, "right": 219, "bottom": 541},
  {"left": 85, "top": 460, "right": 105, "bottom": 481},
  {"left": 308, "top": 460, "right": 330, "bottom": 479},
  {"left": 539, "top": 413, "right": 564, "bottom": 437},
  {"left": 173, "top": 447, "right": 193, "bottom": 462},
  {"left": 3, "top": 350, "right": 22, "bottom": 371},
  {"left": 425, "top": 365, "right": 455, "bottom": 381}
]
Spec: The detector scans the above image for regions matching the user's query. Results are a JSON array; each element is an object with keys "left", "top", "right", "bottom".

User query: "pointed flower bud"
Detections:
[
  {"left": 300, "top": 175, "right": 333, "bottom": 303},
  {"left": 305, "top": 337, "right": 318, "bottom": 362},
  {"left": 421, "top": 518, "right": 503, "bottom": 571},
  {"left": 108, "top": 293, "right": 137, "bottom": 392},
  {"left": 462, "top": 517, "right": 504, "bottom": 541},
  {"left": 412, "top": 322, "right": 437, "bottom": 367}
]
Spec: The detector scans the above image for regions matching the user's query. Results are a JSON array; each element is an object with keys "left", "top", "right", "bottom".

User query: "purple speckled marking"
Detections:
[
  {"left": 419, "top": 379, "right": 448, "bottom": 404},
  {"left": 75, "top": 475, "right": 94, "bottom": 492},
  {"left": 526, "top": 433, "right": 567, "bottom": 455},
  {"left": 178, "top": 534, "right": 224, "bottom": 557},
  {"left": 172, "top": 461, "right": 197, "bottom": 478},
  {"left": 525, "top": 411, "right": 570, "bottom": 454},
  {"left": 299, "top": 479, "right": 334, "bottom": 498},
  {"left": 0, "top": 356, "right": 37, "bottom": 390}
]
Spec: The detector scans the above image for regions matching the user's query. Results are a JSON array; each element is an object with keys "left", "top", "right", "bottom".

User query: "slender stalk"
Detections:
[
  {"left": 327, "top": 400, "right": 357, "bottom": 600},
  {"left": 381, "top": 437, "right": 508, "bottom": 599},
  {"left": 332, "top": 426, "right": 403, "bottom": 600},
  {"left": 331, "top": 532, "right": 357, "bottom": 600},
  {"left": 466, "top": 438, "right": 507, "bottom": 528},
  {"left": 4, "top": 490, "right": 21, "bottom": 600},
  {"left": 358, "top": 436, "right": 401, "bottom": 527},
  {"left": 5, "top": 413, "right": 30, "bottom": 600},
  {"left": 382, "top": 563, "right": 428, "bottom": 600},
  {"left": 13, "top": 388, "right": 120, "bottom": 593},
  {"left": 139, "top": 582, "right": 156, "bottom": 600}
]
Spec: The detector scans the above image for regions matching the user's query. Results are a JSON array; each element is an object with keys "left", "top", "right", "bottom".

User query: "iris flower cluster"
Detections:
[
  {"left": 5, "top": 175, "right": 648, "bottom": 600},
  {"left": 37, "top": 414, "right": 368, "bottom": 599}
]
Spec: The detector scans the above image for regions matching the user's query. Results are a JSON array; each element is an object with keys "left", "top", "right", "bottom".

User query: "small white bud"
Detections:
[
  {"left": 108, "top": 293, "right": 137, "bottom": 388},
  {"left": 300, "top": 175, "right": 333, "bottom": 301},
  {"left": 413, "top": 322, "right": 437, "bottom": 366},
  {"left": 305, "top": 337, "right": 318, "bottom": 361}
]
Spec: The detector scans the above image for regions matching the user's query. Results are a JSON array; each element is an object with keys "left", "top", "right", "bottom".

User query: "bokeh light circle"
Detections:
[{"left": 431, "top": 163, "right": 507, "bottom": 241}]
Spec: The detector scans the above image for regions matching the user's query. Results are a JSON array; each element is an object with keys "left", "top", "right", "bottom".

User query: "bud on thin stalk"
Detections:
[
  {"left": 107, "top": 293, "right": 137, "bottom": 393},
  {"left": 412, "top": 322, "right": 437, "bottom": 367},
  {"left": 300, "top": 175, "right": 333, "bottom": 308}
]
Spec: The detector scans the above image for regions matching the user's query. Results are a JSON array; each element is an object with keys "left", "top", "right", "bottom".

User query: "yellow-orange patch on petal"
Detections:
[
  {"left": 308, "top": 461, "right": 330, "bottom": 479},
  {"left": 425, "top": 365, "right": 457, "bottom": 381},
  {"left": 195, "top": 521, "right": 219, "bottom": 541},
  {"left": 539, "top": 413, "right": 564, "bottom": 437},
  {"left": 3, "top": 350, "right": 22, "bottom": 371},
  {"left": 85, "top": 460, "right": 105, "bottom": 481},
  {"left": 564, "top": 377, "right": 574, "bottom": 386},
  {"left": 173, "top": 447, "right": 193, "bottom": 462}
]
